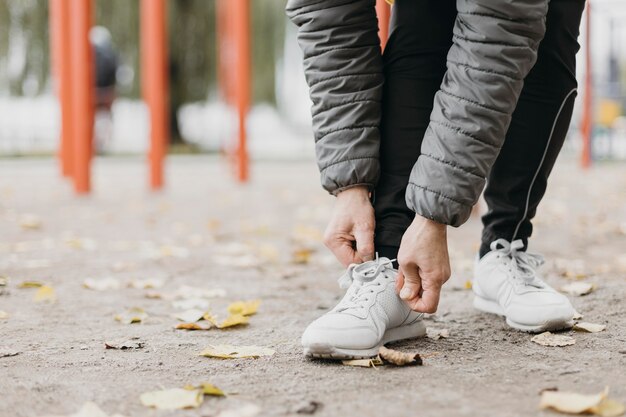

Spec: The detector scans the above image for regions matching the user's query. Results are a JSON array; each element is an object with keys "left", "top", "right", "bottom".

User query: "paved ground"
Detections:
[{"left": 1, "top": 156, "right": 625, "bottom": 417}]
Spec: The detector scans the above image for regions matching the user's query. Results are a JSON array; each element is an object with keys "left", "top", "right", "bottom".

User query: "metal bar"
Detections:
[
  {"left": 232, "top": 0, "right": 250, "bottom": 182},
  {"left": 581, "top": 0, "right": 593, "bottom": 169}
]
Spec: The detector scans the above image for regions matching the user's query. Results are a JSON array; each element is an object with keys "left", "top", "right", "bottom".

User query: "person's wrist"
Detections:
[
  {"left": 335, "top": 185, "right": 370, "bottom": 201},
  {"left": 413, "top": 214, "right": 446, "bottom": 233}
]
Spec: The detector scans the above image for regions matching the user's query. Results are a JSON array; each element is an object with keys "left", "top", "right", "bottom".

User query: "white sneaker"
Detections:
[
  {"left": 302, "top": 257, "right": 426, "bottom": 359},
  {"left": 473, "top": 239, "right": 576, "bottom": 333}
]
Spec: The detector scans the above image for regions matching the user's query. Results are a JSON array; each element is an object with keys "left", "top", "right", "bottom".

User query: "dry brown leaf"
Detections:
[
  {"left": 83, "top": 277, "right": 121, "bottom": 291},
  {"left": 561, "top": 282, "right": 595, "bottom": 296},
  {"left": 342, "top": 357, "right": 384, "bottom": 368},
  {"left": 34, "top": 285, "right": 56, "bottom": 303},
  {"left": 540, "top": 387, "right": 614, "bottom": 415},
  {"left": 104, "top": 338, "right": 145, "bottom": 350},
  {"left": 114, "top": 307, "right": 147, "bottom": 324},
  {"left": 140, "top": 388, "right": 203, "bottom": 410},
  {"left": 174, "top": 309, "right": 207, "bottom": 323},
  {"left": 184, "top": 382, "right": 225, "bottom": 397},
  {"left": 227, "top": 300, "right": 261, "bottom": 316},
  {"left": 573, "top": 322, "right": 607, "bottom": 333},
  {"left": 19, "top": 280, "right": 44, "bottom": 288},
  {"left": 199, "top": 344, "right": 275, "bottom": 359},
  {"left": 531, "top": 332, "right": 575, "bottom": 347},
  {"left": 0, "top": 311, "right": 8, "bottom": 319},
  {"left": 379, "top": 346, "right": 423, "bottom": 366},
  {"left": 175, "top": 322, "right": 212, "bottom": 331},
  {"left": 19, "top": 214, "right": 42, "bottom": 230}
]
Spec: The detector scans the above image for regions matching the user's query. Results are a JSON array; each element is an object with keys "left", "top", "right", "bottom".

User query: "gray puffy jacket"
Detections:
[{"left": 286, "top": 0, "right": 548, "bottom": 227}]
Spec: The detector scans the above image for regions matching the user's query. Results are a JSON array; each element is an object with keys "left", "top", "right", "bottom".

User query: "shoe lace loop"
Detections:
[
  {"left": 490, "top": 239, "right": 544, "bottom": 286},
  {"left": 336, "top": 256, "right": 394, "bottom": 312}
]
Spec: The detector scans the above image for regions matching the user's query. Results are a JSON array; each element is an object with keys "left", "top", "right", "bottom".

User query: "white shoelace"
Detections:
[
  {"left": 336, "top": 257, "right": 394, "bottom": 312},
  {"left": 490, "top": 239, "right": 545, "bottom": 287}
]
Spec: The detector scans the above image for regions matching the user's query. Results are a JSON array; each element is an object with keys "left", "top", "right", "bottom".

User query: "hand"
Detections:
[
  {"left": 323, "top": 186, "right": 375, "bottom": 267},
  {"left": 396, "top": 215, "right": 451, "bottom": 313}
]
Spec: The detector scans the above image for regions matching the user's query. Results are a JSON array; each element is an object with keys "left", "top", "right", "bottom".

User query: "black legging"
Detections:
[{"left": 373, "top": 0, "right": 586, "bottom": 259}]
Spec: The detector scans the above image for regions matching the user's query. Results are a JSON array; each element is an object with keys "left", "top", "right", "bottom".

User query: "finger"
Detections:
[
  {"left": 354, "top": 229, "right": 375, "bottom": 262},
  {"left": 329, "top": 239, "right": 361, "bottom": 267},
  {"left": 395, "top": 269, "right": 404, "bottom": 294},
  {"left": 399, "top": 265, "right": 422, "bottom": 301},
  {"left": 408, "top": 286, "right": 441, "bottom": 314}
]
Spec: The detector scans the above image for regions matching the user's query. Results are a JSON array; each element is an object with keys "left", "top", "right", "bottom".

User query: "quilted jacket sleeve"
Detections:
[
  {"left": 406, "top": 0, "right": 549, "bottom": 226},
  {"left": 286, "top": 0, "right": 383, "bottom": 195}
]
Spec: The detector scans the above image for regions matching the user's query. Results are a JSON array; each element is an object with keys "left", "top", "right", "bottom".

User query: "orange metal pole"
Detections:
[
  {"left": 141, "top": 0, "right": 169, "bottom": 190},
  {"left": 581, "top": 0, "right": 592, "bottom": 169},
  {"left": 69, "top": 0, "right": 94, "bottom": 193},
  {"left": 233, "top": 0, "right": 250, "bottom": 182},
  {"left": 376, "top": 0, "right": 391, "bottom": 50},
  {"left": 49, "top": 0, "right": 74, "bottom": 178}
]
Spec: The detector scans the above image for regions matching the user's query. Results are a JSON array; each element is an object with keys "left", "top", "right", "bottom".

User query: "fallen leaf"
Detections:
[
  {"left": 175, "top": 309, "right": 207, "bottom": 323},
  {"left": 540, "top": 387, "right": 610, "bottom": 415},
  {"left": 19, "top": 214, "right": 42, "bottom": 230},
  {"left": 175, "top": 322, "right": 212, "bottom": 331},
  {"left": 0, "top": 311, "right": 8, "bottom": 319},
  {"left": 591, "top": 398, "right": 626, "bottom": 417},
  {"left": 200, "top": 344, "right": 275, "bottom": 359},
  {"left": 19, "top": 280, "right": 44, "bottom": 288},
  {"left": 105, "top": 338, "right": 145, "bottom": 350},
  {"left": 83, "top": 277, "right": 121, "bottom": 291},
  {"left": 464, "top": 280, "right": 473, "bottom": 290},
  {"left": 561, "top": 282, "right": 595, "bottom": 296},
  {"left": 292, "top": 247, "right": 314, "bottom": 264},
  {"left": 129, "top": 278, "right": 164, "bottom": 289},
  {"left": 379, "top": 346, "right": 423, "bottom": 366},
  {"left": 574, "top": 322, "right": 607, "bottom": 333},
  {"left": 427, "top": 328, "right": 450, "bottom": 340},
  {"left": 206, "top": 313, "right": 249, "bottom": 329},
  {"left": 0, "top": 276, "right": 8, "bottom": 286},
  {"left": 0, "top": 347, "right": 20, "bottom": 358},
  {"left": 531, "top": 332, "right": 576, "bottom": 347},
  {"left": 34, "top": 285, "right": 56, "bottom": 303},
  {"left": 184, "top": 382, "right": 225, "bottom": 397},
  {"left": 227, "top": 300, "right": 260, "bottom": 316},
  {"left": 114, "top": 307, "right": 147, "bottom": 324},
  {"left": 145, "top": 291, "right": 162, "bottom": 299},
  {"left": 342, "top": 357, "right": 383, "bottom": 368},
  {"left": 140, "top": 388, "right": 203, "bottom": 410}
]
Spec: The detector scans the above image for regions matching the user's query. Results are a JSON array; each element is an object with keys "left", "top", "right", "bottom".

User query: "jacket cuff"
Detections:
[{"left": 320, "top": 157, "right": 380, "bottom": 196}]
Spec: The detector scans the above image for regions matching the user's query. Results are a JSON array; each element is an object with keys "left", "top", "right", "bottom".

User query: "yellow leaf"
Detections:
[
  {"left": 591, "top": 398, "right": 626, "bottom": 417},
  {"left": 342, "top": 357, "right": 383, "bottom": 368},
  {"left": 573, "top": 322, "right": 607, "bottom": 333},
  {"left": 19, "top": 214, "right": 42, "bottom": 230},
  {"left": 114, "top": 307, "right": 147, "bottom": 324},
  {"left": 19, "top": 280, "right": 44, "bottom": 288},
  {"left": 206, "top": 313, "right": 249, "bottom": 329},
  {"left": 531, "top": 332, "right": 575, "bottom": 347},
  {"left": 175, "top": 322, "right": 212, "bottom": 331},
  {"left": 184, "top": 382, "right": 225, "bottom": 397},
  {"left": 34, "top": 285, "right": 56, "bottom": 303},
  {"left": 227, "top": 300, "right": 260, "bottom": 316},
  {"left": 0, "top": 311, "right": 8, "bottom": 319},
  {"left": 174, "top": 309, "right": 207, "bottom": 323},
  {"left": 140, "top": 388, "right": 203, "bottom": 410},
  {"left": 561, "top": 282, "right": 595, "bottom": 296},
  {"left": 379, "top": 346, "right": 423, "bottom": 366},
  {"left": 199, "top": 344, "right": 275, "bottom": 359},
  {"left": 292, "top": 247, "right": 314, "bottom": 264},
  {"left": 540, "top": 387, "right": 609, "bottom": 415},
  {"left": 464, "top": 280, "right": 473, "bottom": 290}
]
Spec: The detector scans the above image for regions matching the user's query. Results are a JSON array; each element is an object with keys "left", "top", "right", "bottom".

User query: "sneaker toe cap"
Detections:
[
  {"left": 508, "top": 292, "right": 576, "bottom": 326},
  {"left": 301, "top": 313, "right": 380, "bottom": 350}
]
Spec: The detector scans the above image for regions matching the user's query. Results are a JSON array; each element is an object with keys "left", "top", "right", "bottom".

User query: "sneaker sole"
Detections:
[
  {"left": 473, "top": 296, "right": 573, "bottom": 333},
  {"left": 303, "top": 321, "right": 427, "bottom": 360}
]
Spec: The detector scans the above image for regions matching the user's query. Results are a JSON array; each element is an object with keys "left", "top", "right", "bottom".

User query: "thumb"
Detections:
[
  {"left": 399, "top": 264, "right": 422, "bottom": 301},
  {"left": 354, "top": 229, "right": 375, "bottom": 262}
]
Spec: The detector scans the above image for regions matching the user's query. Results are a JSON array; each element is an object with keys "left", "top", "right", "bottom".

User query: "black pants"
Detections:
[{"left": 374, "top": 0, "right": 585, "bottom": 259}]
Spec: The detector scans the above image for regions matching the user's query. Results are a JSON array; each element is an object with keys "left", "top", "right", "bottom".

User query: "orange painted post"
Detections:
[
  {"left": 68, "top": 0, "right": 94, "bottom": 193},
  {"left": 232, "top": 0, "right": 250, "bottom": 182},
  {"left": 49, "top": 0, "right": 74, "bottom": 178},
  {"left": 141, "top": 0, "right": 169, "bottom": 190},
  {"left": 376, "top": 0, "right": 391, "bottom": 50},
  {"left": 581, "top": 0, "right": 592, "bottom": 169}
]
